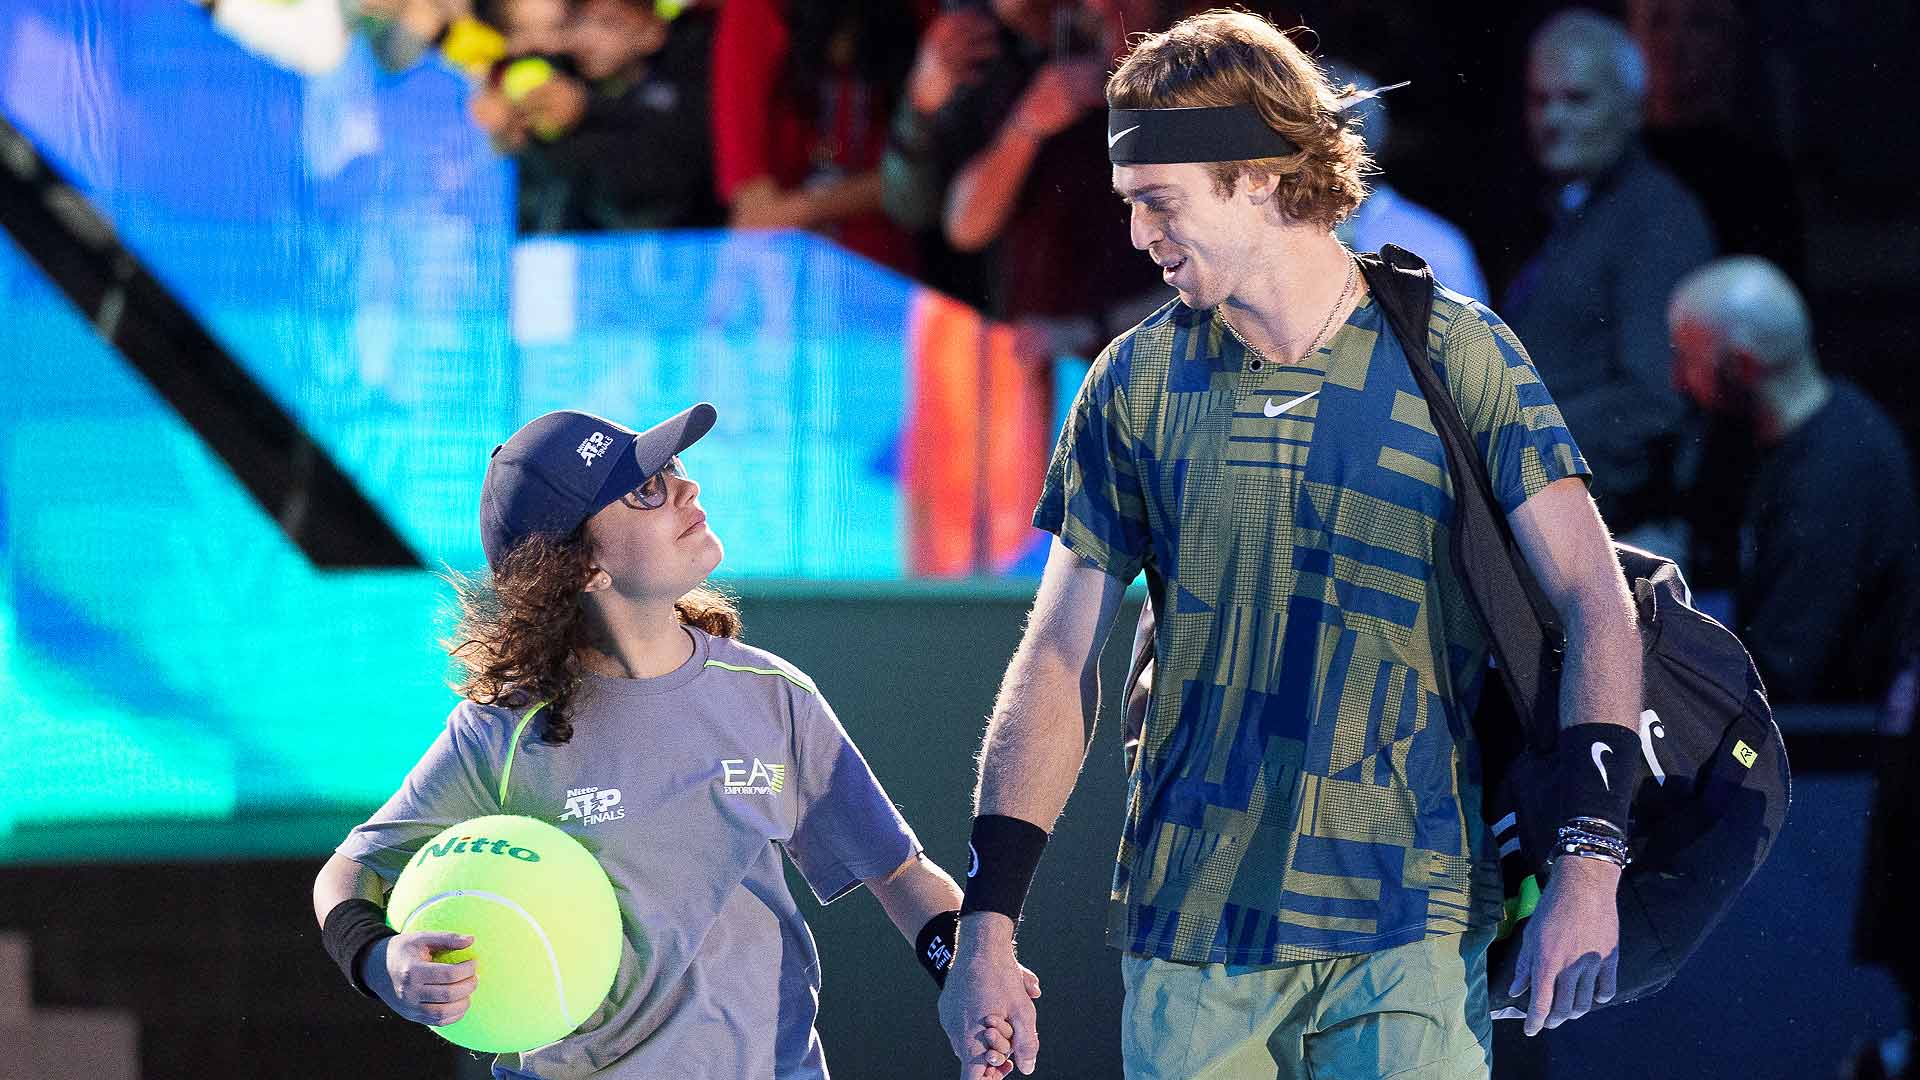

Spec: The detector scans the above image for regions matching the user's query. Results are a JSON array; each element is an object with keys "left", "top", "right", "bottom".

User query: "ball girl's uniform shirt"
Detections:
[{"left": 337, "top": 627, "right": 921, "bottom": 1079}]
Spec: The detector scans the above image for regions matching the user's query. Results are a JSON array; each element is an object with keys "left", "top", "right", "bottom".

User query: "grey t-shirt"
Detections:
[{"left": 337, "top": 627, "right": 920, "bottom": 1079}]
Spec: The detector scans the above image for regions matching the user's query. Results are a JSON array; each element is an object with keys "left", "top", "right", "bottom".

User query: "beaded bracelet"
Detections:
[
  {"left": 1555, "top": 823, "right": 1631, "bottom": 868},
  {"left": 1566, "top": 815, "right": 1628, "bottom": 841}
]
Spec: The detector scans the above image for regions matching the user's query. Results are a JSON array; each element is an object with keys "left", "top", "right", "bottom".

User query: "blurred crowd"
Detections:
[{"left": 284, "top": 0, "right": 1916, "bottom": 714}]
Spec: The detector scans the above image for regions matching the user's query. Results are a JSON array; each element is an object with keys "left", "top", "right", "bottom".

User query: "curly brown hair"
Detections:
[
  {"left": 1106, "top": 10, "right": 1370, "bottom": 228},
  {"left": 443, "top": 530, "right": 742, "bottom": 745}
]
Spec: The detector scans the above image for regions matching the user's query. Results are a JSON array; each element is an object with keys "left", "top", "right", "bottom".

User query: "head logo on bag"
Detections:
[{"left": 1639, "top": 709, "right": 1668, "bottom": 786}]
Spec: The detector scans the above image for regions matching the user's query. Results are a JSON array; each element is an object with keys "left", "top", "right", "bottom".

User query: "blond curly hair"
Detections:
[{"left": 1107, "top": 10, "right": 1370, "bottom": 228}]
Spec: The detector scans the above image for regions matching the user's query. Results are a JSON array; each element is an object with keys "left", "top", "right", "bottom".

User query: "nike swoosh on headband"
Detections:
[{"left": 1107, "top": 124, "right": 1140, "bottom": 148}]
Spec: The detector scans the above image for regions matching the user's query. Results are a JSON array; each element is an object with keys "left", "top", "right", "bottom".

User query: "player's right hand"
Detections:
[
  {"left": 939, "top": 915, "right": 1039, "bottom": 1078},
  {"left": 366, "top": 931, "right": 478, "bottom": 1028},
  {"left": 971, "top": 960, "right": 1045, "bottom": 1074}
]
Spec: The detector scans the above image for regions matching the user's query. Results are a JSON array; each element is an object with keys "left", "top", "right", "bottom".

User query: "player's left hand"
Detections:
[
  {"left": 1507, "top": 854, "right": 1621, "bottom": 1035},
  {"left": 972, "top": 1013, "right": 1016, "bottom": 1077},
  {"left": 954, "top": 962, "right": 1042, "bottom": 1077}
]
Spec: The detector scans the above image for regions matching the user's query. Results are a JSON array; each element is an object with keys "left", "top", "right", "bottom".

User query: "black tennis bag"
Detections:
[{"left": 1356, "top": 245, "right": 1792, "bottom": 1011}]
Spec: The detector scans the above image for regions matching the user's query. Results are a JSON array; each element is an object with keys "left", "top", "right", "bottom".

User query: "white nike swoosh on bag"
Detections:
[
  {"left": 1591, "top": 742, "right": 1613, "bottom": 791},
  {"left": 1108, "top": 125, "right": 1140, "bottom": 148},
  {"left": 1263, "top": 390, "right": 1318, "bottom": 418}
]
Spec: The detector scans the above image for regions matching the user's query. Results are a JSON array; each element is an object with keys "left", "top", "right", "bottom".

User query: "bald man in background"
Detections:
[
  {"left": 1505, "top": 9, "right": 1714, "bottom": 536},
  {"left": 1669, "top": 256, "right": 1920, "bottom": 702}
]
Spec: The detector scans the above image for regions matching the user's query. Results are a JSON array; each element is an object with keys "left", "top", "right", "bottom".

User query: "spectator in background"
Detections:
[
  {"left": 484, "top": 0, "right": 568, "bottom": 54},
  {"left": 711, "top": 0, "right": 922, "bottom": 276},
  {"left": 1669, "top": 257, "right": 1920, "bottom": 703},
  {"left": 879, "top": 4, "right": 1005, "bottom": 306},
  {"left": 470, "top": 0, "right": 722, "bottom": 232},
  {"left": 884, "top": 0, "right": 1166, "bottom": 367},
  {"left": 1325, "top": 59, "right": 1489, "bottom": 301},
  {"left": 884, "top": 3, "right": 1004, "bottom": 212},
  {"left": 1628, "top": 0, "right": 1806, "bottom": 284},
  {"left": 1503, "top": 9, "right": 1713, "bottom": 535},
  {"left": 350, "top": 0, "right": 566, "bottom": 76}
]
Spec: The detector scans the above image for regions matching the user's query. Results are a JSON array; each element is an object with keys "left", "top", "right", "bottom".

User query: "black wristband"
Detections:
[
  {"left": 322, "top": 897, "right": 396, "bottom": 999},
  {"left": 1556, "top": 722, "right": 1642, "bottom": 835},
  {"left": 916, "top": 909, "right": 961, "bottom": 988},
  {"left": 959, "top": 815, "right": 1048, "bottom": 923}
]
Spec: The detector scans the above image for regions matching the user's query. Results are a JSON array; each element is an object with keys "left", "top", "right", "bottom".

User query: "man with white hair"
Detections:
[
  {"left": 1669, "top": 256, "right": 1920, "bottom": 702},
  {"left": 1505, "top": 9, "right": 1714, "bottom": 536}
]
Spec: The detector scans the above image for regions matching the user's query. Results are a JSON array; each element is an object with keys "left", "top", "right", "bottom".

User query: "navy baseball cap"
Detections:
[{"left": 479, "top": 403, "right": 717, "bottom": 570}]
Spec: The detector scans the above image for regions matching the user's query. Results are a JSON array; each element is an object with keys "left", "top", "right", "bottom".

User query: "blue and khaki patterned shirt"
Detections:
[{"left": 1035, "top": 286, "right": 1589, "bottom": 965}]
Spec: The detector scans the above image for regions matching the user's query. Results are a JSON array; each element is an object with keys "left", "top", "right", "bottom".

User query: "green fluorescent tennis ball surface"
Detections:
[
  {"left": 500, "top": 57, "right": 555, "bottom": 102},
  {"left": 386, "top": 814, "right": 623, "bottom": 1053}
]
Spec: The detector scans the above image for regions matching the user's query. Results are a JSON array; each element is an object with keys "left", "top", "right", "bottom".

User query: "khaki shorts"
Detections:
[{"left": 1119, "top": 928, "right": 1494, "bottom": 1080}]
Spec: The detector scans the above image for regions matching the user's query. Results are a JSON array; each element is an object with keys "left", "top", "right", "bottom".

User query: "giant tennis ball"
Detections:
[{"left": 386, "top": 814, "right": 622, "bottom": 1053}]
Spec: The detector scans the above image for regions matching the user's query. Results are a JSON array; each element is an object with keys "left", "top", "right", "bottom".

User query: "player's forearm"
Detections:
[
  {"left": 943, "top": 125, "right": 1042, "bottom": 253},
  {"left": 973, "top": 637, "right": 1097, "bottom": 830},
  {"left": 312, "top": 852, "right": 386, "bottom": 929},
  {"left": 867, "top": 853, "right": 964, "bottom": 944},
  {"left": 1556, "top": 581, "right": 1642, "bottom": 734}
]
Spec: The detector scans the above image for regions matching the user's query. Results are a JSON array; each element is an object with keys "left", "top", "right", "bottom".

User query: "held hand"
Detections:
[
  {"left": 939, "top": 916, "right": 1040, "bottom": 1077},
  {"left": 1506, "top": 855, "right": 1621, "bottom": 1036},
  {"left": 468, "top": 87, "right": 528, "bottom": 149},
  {"left": 520, "top": 75, "right": 590, "bottom": 139},
  {"left": 971, "top": 1012, "right": 1022, "bottom": 1078},
  {"left": 1008, "top": 59, "right": 1106, "bottom": 142},
  {"left": 364, "top": 931, "right": 478, "bottom": 1028},
  {"left": 1019, "top": 961, "right": 1042, "bottom": 1001},
  {"left": 966, "top": 973, "right": 1045, "bottom": 1080},
  {"left": 908, "top": 8, "right": 1001, "bottom": 114}
]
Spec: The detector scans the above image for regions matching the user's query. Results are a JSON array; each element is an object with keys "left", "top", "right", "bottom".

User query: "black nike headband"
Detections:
[
  {"left": 1106, "top": 105, "right": 1296, "bottom": 165},
  {"left": 1107, "top": 82, "right": 1409, "bottom": 166}
]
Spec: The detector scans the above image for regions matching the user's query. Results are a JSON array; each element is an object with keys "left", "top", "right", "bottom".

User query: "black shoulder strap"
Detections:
[{"left": 1355, "top": 244, "right": 1566, "bottom": 751}]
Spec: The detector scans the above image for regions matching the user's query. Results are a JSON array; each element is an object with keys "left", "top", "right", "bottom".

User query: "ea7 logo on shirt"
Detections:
[
  {"left": 719, "top": 758, "right": 787, "bottom": 796},
  {"left": 559, "top": 786, "right": 626, "bottom": 824},
  {"left": 577, "top": 431, "right": 613, "bottom": 465}
]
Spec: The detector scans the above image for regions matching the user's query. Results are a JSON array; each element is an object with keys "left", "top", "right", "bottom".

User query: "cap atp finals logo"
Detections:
[
  {"left": 577, "top": 431, "right": 613, "bottom": 464},
  {"left": 719, "top": 758, "right": 787, "bottom": 796},
  {"left": 559, "top": 786, "right": 626, "bottom": 825}
]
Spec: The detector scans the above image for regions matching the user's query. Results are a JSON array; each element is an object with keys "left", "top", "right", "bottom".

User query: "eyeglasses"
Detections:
[{"left": 619, "top": 456, "right": 687, "bottom": 510}]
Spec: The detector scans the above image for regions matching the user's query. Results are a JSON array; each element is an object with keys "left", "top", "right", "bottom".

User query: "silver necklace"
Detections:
[{"left": 1293, "top": 255, "right": 1358, "bottom": 362}]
